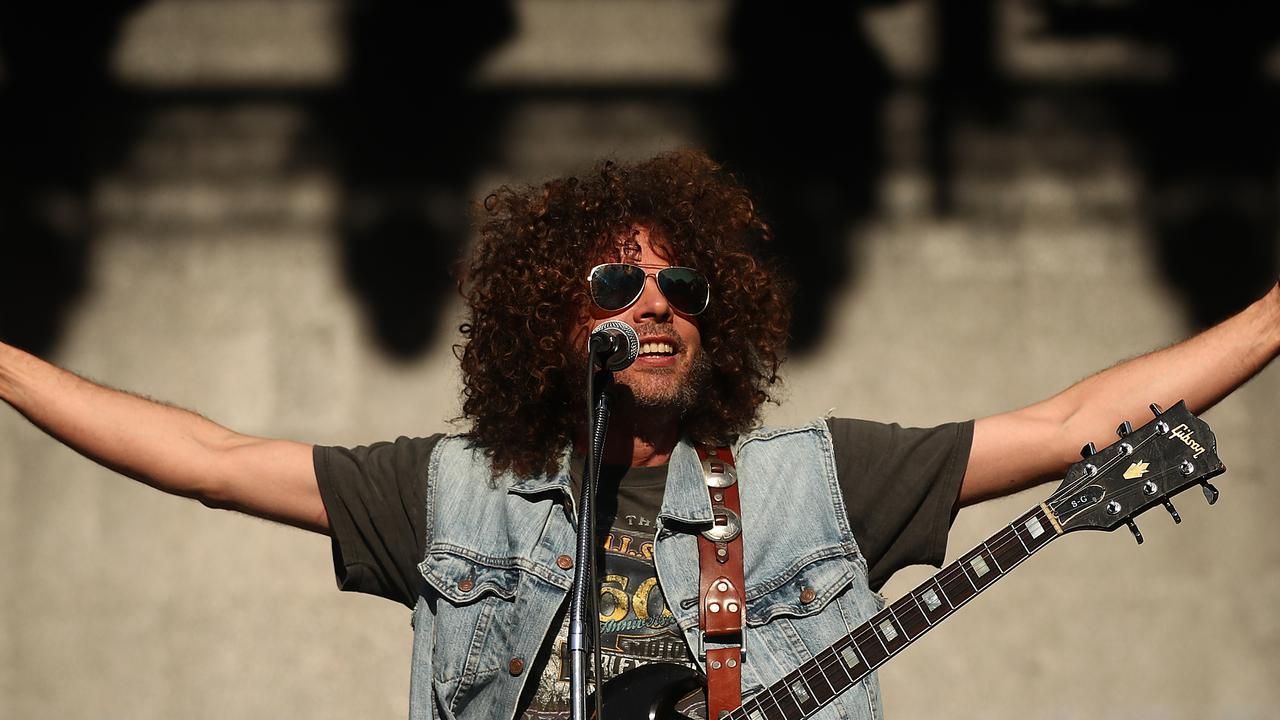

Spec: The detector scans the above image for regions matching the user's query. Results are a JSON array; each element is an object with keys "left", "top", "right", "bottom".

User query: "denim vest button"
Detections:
[
  {"left": 556, "top": 555, "right": 574, "bottom": 570},
  {"left": 799, "top": 586, "right": 817, "bottom": 604},
  {"left": 508, "top": 657, "right": 525, "bottom": 676},
  {"left": 457, "top": 578, "right": 474, "bottom": 593}
]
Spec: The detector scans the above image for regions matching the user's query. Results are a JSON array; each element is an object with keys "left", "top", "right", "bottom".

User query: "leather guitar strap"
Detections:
[{"left": 695, "top": 444, "right": 745, "bottom": 720}]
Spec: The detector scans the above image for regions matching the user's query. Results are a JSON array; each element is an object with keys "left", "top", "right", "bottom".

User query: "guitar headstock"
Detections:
[{"left": 1046, "top": 401, "right": 1226, "bottom": 542}]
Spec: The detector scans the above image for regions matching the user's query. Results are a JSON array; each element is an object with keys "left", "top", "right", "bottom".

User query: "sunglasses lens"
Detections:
[
  {"left": 657, "top": 267, "right": 710, "bottom": 315},
  {"left": 589, "top": 264, "right": 646, "bottom": 311}
]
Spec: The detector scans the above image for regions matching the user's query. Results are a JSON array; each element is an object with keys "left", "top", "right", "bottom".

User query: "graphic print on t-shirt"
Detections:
[
  {"left": 594, "top": 524, "right": 689, "bottom": 669},
  {"left": 520, "top": 473, "right": 704, "bottom": 720}
]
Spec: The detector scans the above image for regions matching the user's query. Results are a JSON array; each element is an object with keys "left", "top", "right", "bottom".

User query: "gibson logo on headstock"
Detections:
[{"left": 1169, "top": 423, "right": 1207, "bottom": 459}]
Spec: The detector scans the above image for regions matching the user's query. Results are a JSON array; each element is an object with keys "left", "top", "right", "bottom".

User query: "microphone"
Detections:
[{"left": 589, "top": 320, "right": 639, "bottom": 371}]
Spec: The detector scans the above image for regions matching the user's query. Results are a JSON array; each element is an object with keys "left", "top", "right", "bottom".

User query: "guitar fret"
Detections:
[
  {"left": 816, "top": 645, "right": 853, "bottom": 694},
  {"left": 958, "top": 559, "right": 979, "bottom": 591},
  {"left": 769, "top": 676, "right": 803, "bottom": 719},
  {"left": 1010, "top": 510, "right": 1054, "bottom": 565},
  {"left": 1012, "top": 520, "right": 1031, "bottom": 554},
  {"left": 961, "top": 547, "right": 1000, "bottom": 592},
  {"left": 827, "top": 639, "right": 857, "bottom": 684},
  {"left": 762, "top": 683, "right": 790, "bottom": 720},
  {"left": 835, "top": 637, "right": 867, "bottom": 677},
  {"left": 997, "top": 526, "right": 1024, "bottom": 568},
  {"left": 909, "top": 590, "right": 934, "bottom": 626},
  {"left": 942, "top": 563, "right": 977, "bottom": 605},
  {"left": 784, "top": 667, "right": 822, "bottom": 715},
  {"left": 888, "top": 595, "right": 928, "bottom": 640},
  {"left": 995, "top": 530, "right": 1028, "bottom": 571},
  {"left": 868, "top": 616, "right": 891, "bottom": 654},
  {"left": 746, "top": 688, "right": 773, "bottom": 720},
  {"left": 812, "top": 661, "right": 840, "bottom": 705},
  {"left": 885, "top": 604, "right": 906, "bottom": 642},
  {"left": 878, "top": 611, "right": 901, "bottom": 646},
  {"left": 854, "top": 623, "right": 889, "bottom": 667},
  {"left": 931, "top": 577, "right": 956, "bottom": 610},
  {"left": 737, "top": 502, "right": 1063, "bottom": 720},
  {"left": 982, "top": 540, "right": 1005, "bottom": 573}
]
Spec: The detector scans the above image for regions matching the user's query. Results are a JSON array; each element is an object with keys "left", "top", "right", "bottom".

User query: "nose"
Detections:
[{"left": 630, "top": 273, "right": 671, "bottom": 323}]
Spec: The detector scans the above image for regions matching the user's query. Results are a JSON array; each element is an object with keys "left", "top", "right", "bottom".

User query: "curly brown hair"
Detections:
[{"left": 457, "top": 149, "right": 792, "bottom": 478}]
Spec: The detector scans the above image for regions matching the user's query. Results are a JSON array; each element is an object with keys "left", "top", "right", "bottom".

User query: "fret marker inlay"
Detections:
[
  {"left": 791, "top": 681, "right": 811, "bottom": 704},
  {"left": 730, "top": 485, "right": 1080, "bottom": 720},
  {"left": 969, "top": 555, "right": 990, "bottom": 577},
  {"left": 1025, "top": 517, "right": 1045, "bottom": 539}
]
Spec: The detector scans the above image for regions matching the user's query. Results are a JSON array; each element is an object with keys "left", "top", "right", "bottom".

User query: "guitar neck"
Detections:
[{"left": 731, "top": 504, "right": 1061, "bottom": 720}]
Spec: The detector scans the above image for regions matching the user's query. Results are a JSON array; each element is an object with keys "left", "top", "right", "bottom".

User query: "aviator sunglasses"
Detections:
[{"left": 586, "top": 263, "right": 711, "bottom": 316}]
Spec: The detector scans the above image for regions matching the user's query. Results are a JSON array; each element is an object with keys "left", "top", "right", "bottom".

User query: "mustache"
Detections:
[{"left": 634, "top": 323, "right": 682, "bottom": 348}]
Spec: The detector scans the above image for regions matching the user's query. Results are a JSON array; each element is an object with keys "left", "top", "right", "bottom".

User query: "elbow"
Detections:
[
  {"left": 188, "top": 473, "right": 233, "bottom": 510},
  {"left": 197, "top": 489, "right": 234, "bottom": 511},
  {"left": 188, "top": 431, "right": 251, "bottom": 511}
]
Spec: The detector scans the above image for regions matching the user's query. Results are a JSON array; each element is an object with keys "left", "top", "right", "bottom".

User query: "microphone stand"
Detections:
[{"left": 569, "top": 363, "right": 612, "bottom": 720}]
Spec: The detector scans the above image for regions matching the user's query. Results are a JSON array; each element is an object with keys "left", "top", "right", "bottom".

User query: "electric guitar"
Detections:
[{"left": 594, "top": 401, "right": 1226, "bottom": 720}]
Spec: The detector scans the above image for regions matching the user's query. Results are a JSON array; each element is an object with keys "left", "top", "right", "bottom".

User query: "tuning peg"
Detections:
[
  {"left": 1149, "top": 402, "right": 1164, "bottom": 416},
  {"left": 1116, "top": 421, "right": 1133, "bottom": 437},
  {"left": 1080, "top": 442, "right": 1097, "bottom": 458},
  {"left": 1201, "top": 480, "right": 1220, "bottom": 505},
  {"left": 1162, "top": 500, "right": 1182, "bottom": 524},
  {"left": 1125, "top": 519, "right": 1144, "bottom": 545}
]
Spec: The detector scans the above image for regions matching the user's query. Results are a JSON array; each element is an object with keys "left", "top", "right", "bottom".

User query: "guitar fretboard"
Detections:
[{"left": 729, "top": 505, "right": 1060, "bottom": 720}]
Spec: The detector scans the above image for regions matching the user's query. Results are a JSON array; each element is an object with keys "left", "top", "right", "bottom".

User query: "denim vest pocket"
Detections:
[
  {"left": 745, "top": 553, "right": 859, "bottom": 626},
  {"left": 422, "top": 548, "right": 522, "bottom": 605},
  {"left": 420, "top": 546, "right": 528, "bottom": 717}
]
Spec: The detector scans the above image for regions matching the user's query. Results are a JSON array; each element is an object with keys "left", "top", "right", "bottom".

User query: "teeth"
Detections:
[{"left": 639, "top": 342, "right": 674, "bottom": 356}]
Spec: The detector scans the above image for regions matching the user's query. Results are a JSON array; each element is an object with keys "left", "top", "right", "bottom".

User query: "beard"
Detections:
[{"left": 616, "top": 345, "right": 712, "bottom": 413}]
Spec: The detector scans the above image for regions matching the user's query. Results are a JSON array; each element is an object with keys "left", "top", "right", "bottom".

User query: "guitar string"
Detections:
[
  {"left": 734, "top": 513, "right": 1045, "bottom": 719},
  {"left": 737, "top": 516, "right": 1060, "bottom": 720},
  {"left": 725, "top": 432, "right": 1194, "bottom": 719},
  {"left": 738, "top": 461, "right": 1191, "bottom": 720},
  {"left": 1048, "top": 426, "right": 1170, "bottom": 512}
]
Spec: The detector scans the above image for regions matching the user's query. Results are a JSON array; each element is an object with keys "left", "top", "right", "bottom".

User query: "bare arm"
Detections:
[
  {"left": 0, "top": 341, "right": 329, "bottom": 533},
  {"left": 961, "top": 282, "right": 1280, "bottom": 506}
]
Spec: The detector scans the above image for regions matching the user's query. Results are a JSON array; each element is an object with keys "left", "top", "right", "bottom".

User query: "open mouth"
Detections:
[{"left": 638, "top": 340, "right": 676, "bottom": 358}]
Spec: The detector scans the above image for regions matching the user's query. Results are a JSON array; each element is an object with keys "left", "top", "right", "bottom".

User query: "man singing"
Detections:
[{"left": 2, "top": 150, "right": 1277, "bottom": 719}]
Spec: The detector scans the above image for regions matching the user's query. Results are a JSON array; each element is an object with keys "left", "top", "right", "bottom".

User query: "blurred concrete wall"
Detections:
[{"left": 2, "top": 2, "right": 1278, "bottom": 719}]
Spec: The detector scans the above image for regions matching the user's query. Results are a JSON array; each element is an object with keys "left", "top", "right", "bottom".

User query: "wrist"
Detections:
[
  {"left": 0, "top": 341, "right": 35, "bottom": 407},
  {"left": 1262, "top": 281, "right": 1280, "bottom": 353},
  {"left": 0, "top": 343, "right": 16, "bottom": 405}
]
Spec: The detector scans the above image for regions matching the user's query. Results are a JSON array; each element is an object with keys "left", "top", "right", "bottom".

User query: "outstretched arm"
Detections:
[
  {"left": 961, "top": 283, "right": 1280, "bottom": 506},
  {"left": 0, "top": 341, "right": 328, "bottom": 533}
]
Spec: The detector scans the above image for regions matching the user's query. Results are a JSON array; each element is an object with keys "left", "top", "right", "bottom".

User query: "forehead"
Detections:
[{"left": 616, "top": 226, "right": 676, "bottom": 265}]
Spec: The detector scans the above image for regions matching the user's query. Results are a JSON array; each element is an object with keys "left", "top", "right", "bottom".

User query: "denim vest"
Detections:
[{"left": 410, "top": 420, "right": 885, "bottom": 720}]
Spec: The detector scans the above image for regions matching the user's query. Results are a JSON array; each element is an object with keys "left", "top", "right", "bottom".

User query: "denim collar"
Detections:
[
  {"left": 505, "top": 444, "right": 575, "bottom": 497},
  {"left": 656, "top": 438, "right": 715, "bottom": 526},
  {"left": 503, "top": 439, "right": 714, "bottom": 527}
]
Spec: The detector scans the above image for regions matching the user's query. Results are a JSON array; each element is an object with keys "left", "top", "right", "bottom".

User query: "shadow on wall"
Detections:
[
  {"left": 326, "top": 2, "right": 515, "bottom": 359},
  {"left": 1038, "top": 0, "right": 1280, "bottom": 327},
  {"left": 0, "top": 2, "right": 145, "bottom": 357},
  {"left": 1, "top": 1, "right": 1276, "bottom": 361},
  {"left": 707, "top": 2, "right": 891, "bottom": 353}
]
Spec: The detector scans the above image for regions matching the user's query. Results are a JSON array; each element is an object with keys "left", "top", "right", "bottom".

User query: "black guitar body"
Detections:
[{"left": 594, "top": 663, "right": 704, "bottom": 720}]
